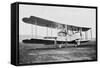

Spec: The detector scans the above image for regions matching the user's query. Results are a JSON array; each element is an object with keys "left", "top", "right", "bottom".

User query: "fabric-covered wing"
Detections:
[
  {"left": 22, "top": 16, "right": 57, "bottom": 28},
  {"left": 67, "top": 25, "right": 91, "bottom": 31},
  {"left": 22, "top": 16, "right": 91, "bottom": 31}
]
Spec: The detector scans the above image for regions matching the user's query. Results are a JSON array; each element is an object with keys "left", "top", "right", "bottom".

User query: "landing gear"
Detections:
[
  {"left": 58, "top": 43, "right": 66, "bottom": 48},
  {"left": 75, "top": 39, "right": 80, "bottom": 47}
]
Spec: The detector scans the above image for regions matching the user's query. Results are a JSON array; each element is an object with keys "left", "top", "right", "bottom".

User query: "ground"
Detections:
[{"left": 19, "top": 40, "right": 96, "bottom": 64}]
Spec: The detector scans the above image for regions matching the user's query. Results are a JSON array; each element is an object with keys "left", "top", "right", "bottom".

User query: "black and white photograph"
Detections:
[{"left": 11, "top": 2, "right": 97, "bottom": 65}]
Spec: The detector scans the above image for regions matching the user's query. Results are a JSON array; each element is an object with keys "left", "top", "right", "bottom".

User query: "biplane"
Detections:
[{"left": 22, "top": 16, "right": 93, "bottom": 48}]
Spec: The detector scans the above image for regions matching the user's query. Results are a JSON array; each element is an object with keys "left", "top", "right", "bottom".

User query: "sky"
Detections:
[{"left": 19, "top": 4, "right": 96, "bottom": 39}]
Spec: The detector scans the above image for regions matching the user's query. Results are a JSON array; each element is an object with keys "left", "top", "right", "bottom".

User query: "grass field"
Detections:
[{"left": 19, "top": 40, "right": 96, "bottom": 64}]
